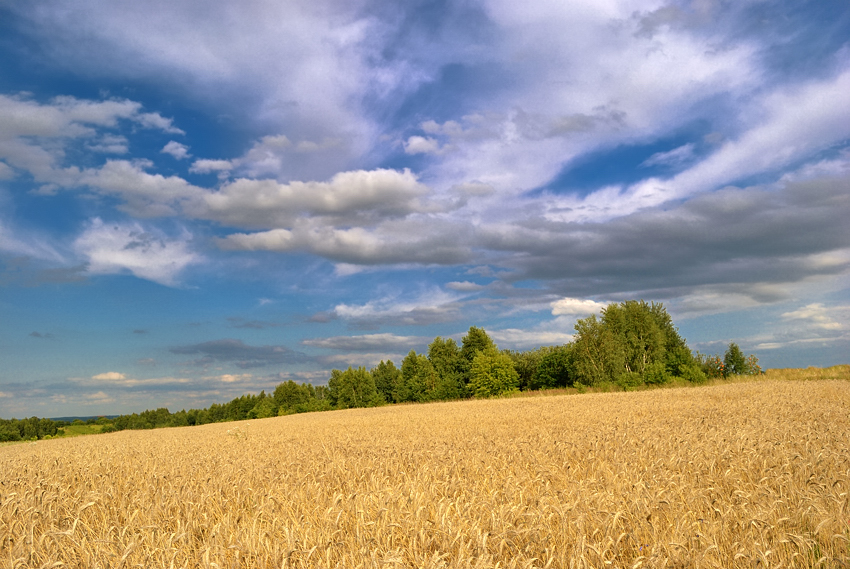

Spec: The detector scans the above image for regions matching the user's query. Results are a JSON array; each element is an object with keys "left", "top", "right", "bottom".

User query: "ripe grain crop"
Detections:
[{"left": 2, "top": 380, "right": 849, "bottom": 568}]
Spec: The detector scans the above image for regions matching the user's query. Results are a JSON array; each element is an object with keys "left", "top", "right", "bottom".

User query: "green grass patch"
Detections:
[{"left": 57, "top": 424, "right": 104, "bottom": 437}]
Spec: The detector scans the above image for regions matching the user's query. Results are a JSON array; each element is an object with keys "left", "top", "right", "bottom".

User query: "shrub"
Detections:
[
  {"left": 616, "top": 371, "right": 644, "bottom": 391},
  {"left": 680, "top": 364, "right": 708, "bottom": 384},
  {"left": 643, "top": 361, "right": 671, "bottom": 385}
]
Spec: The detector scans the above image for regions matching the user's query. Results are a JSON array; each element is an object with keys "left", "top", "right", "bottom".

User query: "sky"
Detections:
[{"left": 1, "top": 0, "right": 849, "bottom": 418}]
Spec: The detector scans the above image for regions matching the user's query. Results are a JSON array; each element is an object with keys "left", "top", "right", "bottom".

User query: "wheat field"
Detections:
[{"left": 2, "top": 379, "right": 849, "bottom": 568}]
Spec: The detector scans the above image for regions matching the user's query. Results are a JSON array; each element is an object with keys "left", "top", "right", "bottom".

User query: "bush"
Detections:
[
  {"left": 616, "top": 371, "right": 644, "bottom": 391},
  {"left": 680, "top": 364, "right": 708, "bottom": 384},
  {"left": 0, "top": 426, "right": 21, "bottom": 442},
  {"left": 643, "top": 361, "right": 671, "bottom": 385}
]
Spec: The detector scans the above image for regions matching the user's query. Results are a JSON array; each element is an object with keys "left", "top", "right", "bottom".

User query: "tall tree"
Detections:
[
  {"left": 724, "top": 343, "right": 747, "bottom": 376},
  {"left": 400, "top": 350, "right": 439, "bottom": 402},
  {"left": 470, "top": 346, "right": 519, "bottom": 397},
  {"left": 460, "top": 326, "right": 496, "bottom": 388},
  {"left": 371, "top": 360, "right": 400, "bottom": 404},
  {"left": 328, "top": 367, "right": 381, "bottom": 409},
  {"left": 572, "top": 314, "right": 625, "bottom": 385},
  {"left": 428, "top": 337, "right": 465, "bottom": 400},
  {"left": 532, "top": 345, "right": 574, "bottom": 389},
  {"left": 601, "top": 300, "right": 667, "bottom": 376}
]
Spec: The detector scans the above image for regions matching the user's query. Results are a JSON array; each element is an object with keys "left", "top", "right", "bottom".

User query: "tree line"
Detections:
[{"left": 0, "top": 301, "right": 760, "bottom": 441}]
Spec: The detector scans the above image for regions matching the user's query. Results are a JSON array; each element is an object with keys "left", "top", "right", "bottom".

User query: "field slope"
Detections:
[{"left": 2, "top": 380, "right": 849, "bottom": 568}]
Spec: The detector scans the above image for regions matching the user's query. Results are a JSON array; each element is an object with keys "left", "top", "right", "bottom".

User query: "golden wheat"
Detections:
[{"left": 2, "top": 379, "right": 849, "bottom": 568}]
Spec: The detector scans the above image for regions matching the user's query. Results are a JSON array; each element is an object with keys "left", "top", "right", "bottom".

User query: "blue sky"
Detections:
[{"left": 1, "top": 0, "right": 849, "bottom": 418}]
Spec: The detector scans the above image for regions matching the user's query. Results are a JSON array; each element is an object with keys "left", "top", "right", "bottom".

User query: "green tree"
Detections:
[
  {"left": 602, "top": 300, "right": 667, "bottom": 376},
  {"left": 371, "top": 360, "right": 401, "bottom": 404},
  {"left": 328, "top": 366, "right": 381, "bottom": 409},
  {"left": 428, "top": 337, "right": 465, "bottom": 400},
  {"left": 400, "top": 350, "right": 440, "bottom": 402},
  {"left": 249, "top": 397, "right": 276, "bottom": 419},
  {"left": 572, "top": 314, "right": 625, "bottom": 386},
  {"left": 506, "top": 348, "right": 544, "bottom": 391},
  {"left": 274, "top": 380, "right": 309, "bottom": 414},
  {"left": 470, "top": 346, "right": 519, "bottom": 397},
  {"left": 459, "top": 326, "right": 496, "bottom": 387},
  {"left": 724, "top": 343, "right": 747, "bottom": 377},
  {"left": 532, "top": 345, "right": 574, "bottom": 389}
]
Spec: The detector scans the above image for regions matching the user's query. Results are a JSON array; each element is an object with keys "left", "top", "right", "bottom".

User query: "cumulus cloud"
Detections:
[
  {"left": 0, "top": 94, "right": 182, "bottom": 184},
  {"left": 196, "top": 168, "right": 432, "bottom": 229},
  {"left": 136, "top": 112, "right": 184, "bottom": 134},
  {"left": 550, "top": 298, "right": 608, "bottom": 316},
  {"left": 190, "top": 159, "right": 233, "bottom": 174},
  {"left": 87, "top": 134, "right": 129, "bottom": 154},
  {"left": 78, "top": 160, "right": 206, "bottom": 217},
  {"left": 82, "top": 372, "right": 191, "bottom": 387},
  {"left": 161, "top": 141, "right": 191, "bottom": 160},
  {"left": 73, "top": 218, "right": 200, "bottom": 286},
  {"left": 214, "top": 373, "right": 253, "bottom": 383},
  {"left": 404, "top": 136, "right": 443, "bottom": 155},
  {"left": 92, "top": 371, "right": 126, "bottom": 381},
  {"left": 219, "top": 219, "right": 471, "bottom": 266}
]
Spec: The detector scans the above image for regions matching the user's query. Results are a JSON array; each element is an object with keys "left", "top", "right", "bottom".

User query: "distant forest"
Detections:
[{"left": 1, "top": 300, "right": 760, "bottom": 442}]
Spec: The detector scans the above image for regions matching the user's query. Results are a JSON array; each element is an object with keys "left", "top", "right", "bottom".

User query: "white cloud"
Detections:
[
  {"left": 547, "top": 66, "right": 850, "bottom": 224},
  {"left": 781, "top": 303, "right": 843, "bottom": 331},
  {"left": 332, "top": 288, "right": 462, "bottom": 326},
  {"left": 136, "top": 112, "right": 184, "bottom": 134},
  {"left": 78, "top": 160, "right": 206, "bottom": 217},
  {"left": 0, "top": 218, "right": 66, "bottom": 262},
  {"left": 404, "top": 135, "right": 442, "bottom": 155},
  {"left": 219, "top": 217, "right": 471, "bottom": 265},
  {"left": 490, "top": 328, "right": 573, "bottom": 349},
  {"left": 87, "top": 134, "right": 129, "bottom": 154},
  {"left": 551, "top": 298, "right": 607, "bottom": 316},
  {"left": 215, "top": 373, "right": 253, "bottom": 383},
  {"left": 190, "top": 159, "right": 233, "bottom": 173},
  {"left": 197, "top": 168, "right": 431, "bottom": 229},
  {"left": 80, "top": 372, "right": 192, "bottom": 387},
  {"left": 73, "top": 218, "right": 200, "bottom": 286},
  {"left": 85, "top": 391, "right": 115, "bottom": 404},
  {"left": 640, "top": 143, "right": 695, "bottom": 168},
  {"left": 0, "top": 94, "right": 187, "bottom": 189},
  {"left": 446, "top": 281, "right": 486, "bottom": 292},
  {"left": 161, "top": 141, "right": 191, "bottom": 160},
  {"left": 92, "top": 371, "right": 126, "bottom": 381}
]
